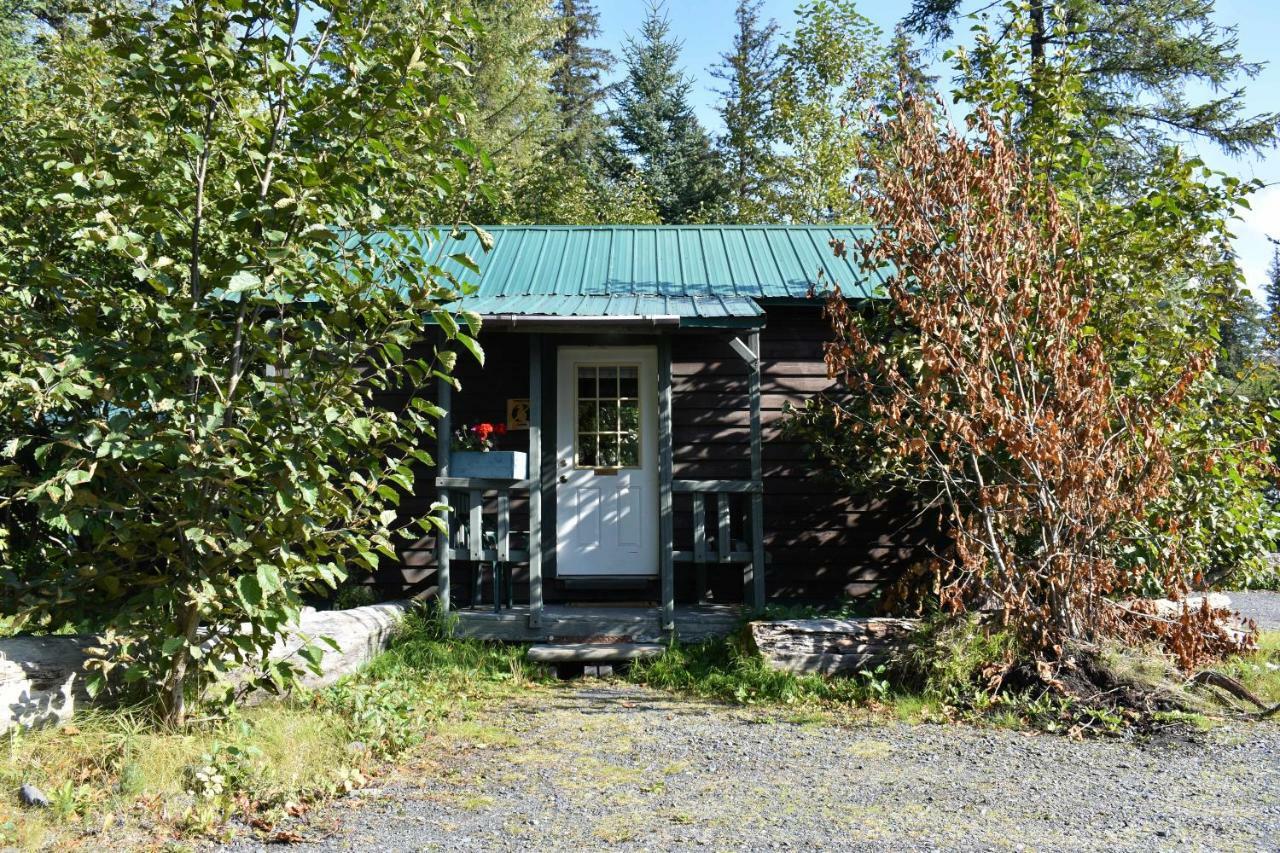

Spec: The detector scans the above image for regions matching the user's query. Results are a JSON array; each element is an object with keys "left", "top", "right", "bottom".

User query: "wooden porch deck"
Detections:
[{"left": 452, "top": 603, "right": 743, "bottom": 643}]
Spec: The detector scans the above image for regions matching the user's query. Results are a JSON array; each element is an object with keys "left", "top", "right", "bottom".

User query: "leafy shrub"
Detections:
[
  {"left": 809, "top": 83, "right": 1259, "bottom": 670},
  {"left": 185, "top": 742, "right": 263, "bottom": 802},
  {"left": 0, "top": 0, "right": 487, "bottom": 725},
  {"left": 898, "top": 616, "right": 1017, "bottom": 708},
  {"left": 316, "top": 680, "right": 426, "bottom": 760}
]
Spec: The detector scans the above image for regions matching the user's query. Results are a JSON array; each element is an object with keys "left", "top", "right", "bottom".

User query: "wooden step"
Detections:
[{"left": 526, "top": 642, "right": 666, "bottom": 663}]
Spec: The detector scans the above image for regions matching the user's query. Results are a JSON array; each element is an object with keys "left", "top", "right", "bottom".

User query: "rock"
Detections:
[
  {"left": 1, "top": 600, "right": 413, "bottom": 732},
  {"left": 19, "top": 783, "right": 49, "bottom": 808},
  {"left": 749, "top": 617, "right": 919, "bottom": 674},
  {"left": 347, "top": 740, "right": 368, "bottom": 755}
]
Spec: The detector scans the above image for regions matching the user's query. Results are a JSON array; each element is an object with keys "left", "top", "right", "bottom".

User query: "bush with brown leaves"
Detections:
[{"left": 822, "top": 93, "right": 1251, "bottom": 670}]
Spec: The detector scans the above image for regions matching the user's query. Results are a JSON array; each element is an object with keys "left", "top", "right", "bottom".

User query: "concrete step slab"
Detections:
[{"left": 527, "top": 642, "right": 666, "bottom": 663}]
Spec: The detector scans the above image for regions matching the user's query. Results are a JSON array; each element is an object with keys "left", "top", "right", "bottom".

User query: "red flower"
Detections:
[
  {"left": 473, "top": 422, "right": 494, "bottom": 440},
  {"left": 495, "top": 423, "right": 507, "bottom": 436}
]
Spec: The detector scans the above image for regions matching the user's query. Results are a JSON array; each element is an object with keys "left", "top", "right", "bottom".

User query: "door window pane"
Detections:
[
  {"left": 599, "top": 434, "right": 618, "bottom": 467},
  {"left": 577, "top": 401, "right": 598, "bottom": 433},
  {"left": 619, "top": 400, "right": 639, "bottom": 432},
  {"left": 598, "top": 400, "right": 619, "bottom": 432},
  {"left": 598, "top": 366, "right": 618, "bottom": 398},
  {"left": 577, "top": 434, "right": 597, "bottom": 467},
  {"left": 577, "top": 366, "right": 596, "bottom": 399},
  {"left": 618, "top": 366, "right": 639, "bottom": 398},
  {"left": 574, "top": 362, "right": 643, "bottom": 469},
  {"left": 619, "top": 435, "right": 640, "bottom": 467}
]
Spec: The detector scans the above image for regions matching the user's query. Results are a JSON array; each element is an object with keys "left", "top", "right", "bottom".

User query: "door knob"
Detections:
[{"left": 558, "top": 474, "right": 568, "bottom": 483}]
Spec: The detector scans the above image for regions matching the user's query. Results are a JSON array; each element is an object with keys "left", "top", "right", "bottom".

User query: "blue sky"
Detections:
[{"left": 593, "top": 0, "right": 1280, "bottom": 297}]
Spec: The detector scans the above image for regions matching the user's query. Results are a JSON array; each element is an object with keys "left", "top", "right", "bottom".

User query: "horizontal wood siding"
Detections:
[
  {"left": 372, "top": 331, "right": 535, "bottom": 604},
  {"left": 672, "top": 307, "right": 931, "bottom": 602},
  {"left": 375, "top": 309, "right": 933, "bottom": 605}
]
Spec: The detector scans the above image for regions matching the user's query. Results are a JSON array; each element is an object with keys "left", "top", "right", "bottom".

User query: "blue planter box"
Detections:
[{"left": 450, "top": 450, "right": 527, "bottom": 480}]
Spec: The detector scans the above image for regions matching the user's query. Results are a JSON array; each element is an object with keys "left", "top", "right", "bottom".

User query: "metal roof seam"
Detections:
[
  {"left": 783, "top": 228, "right": 813, "bottom": 295},
  {"left": 490, "top": 227, "right": 524, "bottom": 295}
]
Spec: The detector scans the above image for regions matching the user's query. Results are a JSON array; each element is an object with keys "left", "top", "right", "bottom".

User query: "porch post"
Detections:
[
  {"left": 658, "top": 334, "right": 675, "bottom": 632},
  {"left": 748, "top": 329, "right": 766, "bottom": 612},
  {"left": 437, "top": 375, "right": 452, "bottom": 614},
  {"left": 527, "top": 334, "right": 544, "bottom": 628}
]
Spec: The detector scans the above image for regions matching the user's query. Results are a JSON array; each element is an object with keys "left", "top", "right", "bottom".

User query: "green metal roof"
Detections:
[{"left": 423, "top": 225, "right": 880, "bottom": 327}]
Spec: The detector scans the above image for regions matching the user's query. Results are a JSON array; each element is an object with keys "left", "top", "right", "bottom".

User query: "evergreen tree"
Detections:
[
  {"left": 547, "top": 0, "right": 612, "bottom": 164},
  {"left": 453, "top": 0, "right": 562, "bottom": 221},
  {"left": 710, "top": 0, "right": 782, "bottom": 223},
  {"left": 904, "top": 0, "right": 1280, "bottom": 172},
  {"left": 1261, "top": 244, "right": 1280, "bottom": 361},
  {"left": 1266, "top": 246, "right": 1280, "bottom": 332},
  {"left": 612, "top": 2, "right": 726, "bottom": 222}
]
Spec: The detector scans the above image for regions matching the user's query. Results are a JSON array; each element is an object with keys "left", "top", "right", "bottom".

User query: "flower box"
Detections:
[{"left": 449, "top": 450, "right": 527, "bottom": 480}]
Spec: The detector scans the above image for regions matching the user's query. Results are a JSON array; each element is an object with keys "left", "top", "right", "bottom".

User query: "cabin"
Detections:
[{"left": 377, "top": 225, "right": 931, "bottom": 643}]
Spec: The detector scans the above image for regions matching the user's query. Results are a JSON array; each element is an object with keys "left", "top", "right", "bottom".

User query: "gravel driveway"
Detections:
[
  {"left": 227, "top": 684, "right": 1280, "bottom": 852},
  {"left": 1231, "top": 590, "right": 1280, "bottom": 632}
]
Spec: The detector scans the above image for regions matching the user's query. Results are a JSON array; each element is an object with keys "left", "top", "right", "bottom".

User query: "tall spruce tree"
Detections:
[
  {"left": 547, "top": 0, "right": 612, "bottom": 163},
  {"left": 612, "top": 2, "right": 725, "bottom": 222},
  {"left": 710, "top": 0, "right": 782, "bottom": 223},
  {"left": 452, "top": 0, "right": 561, "bottom": 221},
  {"left": 1266, "top": 247, "right": 1280, "bottom": 328},
  {"left": 1264, "top": 245, "right": 1280, "bottom": 358},
  {"left": 904, "top": 0, "right": 1280, "bottom": 172}
]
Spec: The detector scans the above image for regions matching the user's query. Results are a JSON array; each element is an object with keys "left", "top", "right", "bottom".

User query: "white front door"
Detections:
[{"left": 555, "top": 346, "right": 659, "bottom": 577}]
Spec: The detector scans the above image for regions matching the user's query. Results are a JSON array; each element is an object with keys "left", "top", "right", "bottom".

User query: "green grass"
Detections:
[
  {"left": 1216, "top": 630, "right": 1280, "bottom": 708},
  {"left": 0, "top": 608, "right": 552, "bottom": 850},
  {"left": 624, "top": 618, "right": 1280, "bottom": 734},
  {"left": 4, "top": 613, "right": 1272, "bottom": 849},
  {"left": 622, "top": 628, "right": 937, "bottom": 721}
]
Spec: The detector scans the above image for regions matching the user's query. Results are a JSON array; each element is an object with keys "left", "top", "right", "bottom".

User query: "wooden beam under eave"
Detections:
[
  {"left": 527, "top": 334, "right": 544, "bottom": 629},
  {"left": 658, "top": 334, "right": 675, "bottom": 632},
  {"left": 748, "top": 329, "right": 766, "bottom": 612}
]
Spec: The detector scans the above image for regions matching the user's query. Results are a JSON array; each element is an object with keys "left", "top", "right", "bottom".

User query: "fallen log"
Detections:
[
  {"left": 0, "top": 601, "right": 413, "bottom": 732},
  {"left": 749, "top": 618, "right": 919, "bottom": 675}
]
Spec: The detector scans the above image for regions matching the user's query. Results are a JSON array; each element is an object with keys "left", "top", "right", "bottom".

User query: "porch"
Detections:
[
  {"left": 435, "top": 327, "right": 767, "bottom": 638},
  {"left": 452, "top": 603, "right": 744, "bottom": 643}
]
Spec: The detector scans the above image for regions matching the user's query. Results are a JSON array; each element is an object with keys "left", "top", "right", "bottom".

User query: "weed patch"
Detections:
[
  {"left": 0, "top": 608, "right": 552, "bottom": 850},
  {"left": 1212, "top": 631, "right": 1280, "bottom": 708}
]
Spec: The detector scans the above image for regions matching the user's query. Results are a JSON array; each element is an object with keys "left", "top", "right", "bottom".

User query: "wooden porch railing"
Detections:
[
  {"left": 435, "top": 477, "right": 531, "bottom": 564},
  {"left": 435, "top": 476, "right": 530, "bottom": 611},
  {"left": 672, "top": 479, "right": 765, "bottom": 604}
]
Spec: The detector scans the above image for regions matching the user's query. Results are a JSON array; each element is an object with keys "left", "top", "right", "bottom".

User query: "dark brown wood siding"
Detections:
[
  {"left": 671, "top": 307, "right": 931, "bottom": 602},
  {"left": 375, "top": 308, "right": 932, "bottom": 604}
]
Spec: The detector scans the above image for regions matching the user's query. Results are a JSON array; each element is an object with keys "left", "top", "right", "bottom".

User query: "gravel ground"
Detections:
[
  {"left": 1230, "top": 590, "right": 1280, "bottom": 632},
  {"left": 224, "top": 684, "right": 1280, "bottom": 852}
]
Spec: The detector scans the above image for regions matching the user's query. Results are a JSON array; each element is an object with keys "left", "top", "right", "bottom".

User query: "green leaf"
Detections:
[
  {"left": 455, "top": 333, "right": 484, "bottom": 367},
  {"left": 227, "top": 270, "right": 261, "bottom": 293},
  {"left": 432, "top": 310, "right": 459, "bottom": 338},
  {"left": 238, "top": 574, "right": 263, "bottom": 609},
  {"left": 460, "top": 310, "right": 483, "bottom": 337},
  {"left": 257, "top": 563, "right": 281, "bottom": 594}
]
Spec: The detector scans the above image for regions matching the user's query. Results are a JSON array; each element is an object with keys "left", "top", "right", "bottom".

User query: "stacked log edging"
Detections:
[
  {"left": 749, "top": 617, "right": 919, "bottom": 675},
  {"left": 0, "top": 601, "right": 413, "bottom": 733}
]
